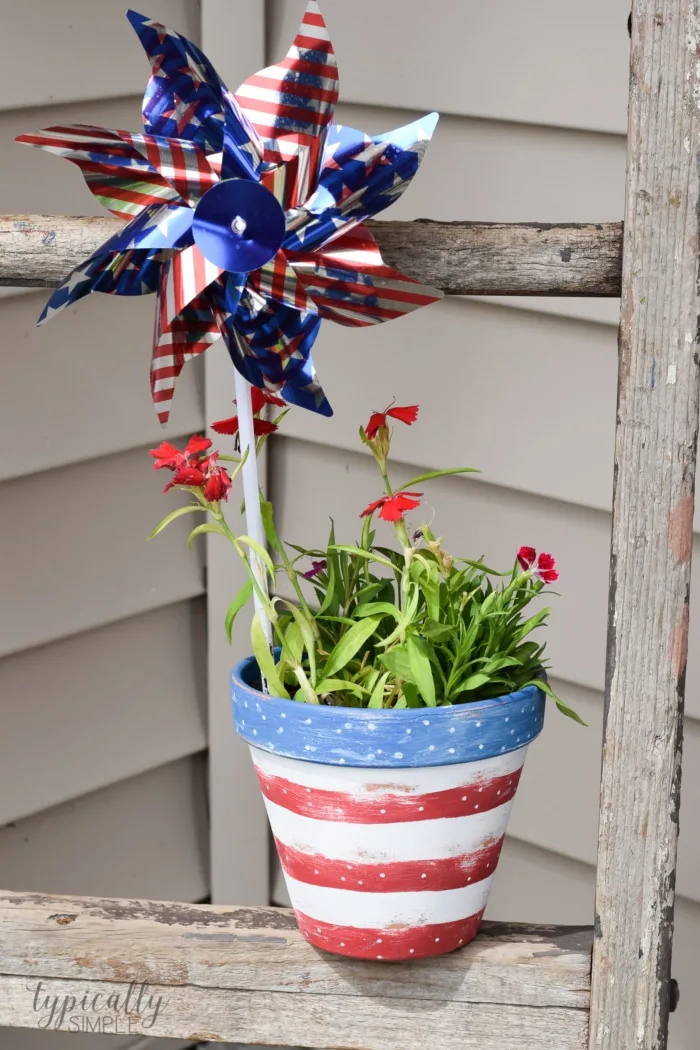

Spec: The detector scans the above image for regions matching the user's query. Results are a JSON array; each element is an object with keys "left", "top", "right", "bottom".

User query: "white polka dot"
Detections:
[
  {"left": 269, "top": 743, "right": 275, "bottom": 749},
  {"left": 377, "top": 955, "right": 383, "bottom": 960},
  {"left": 243, "top": 701, "right": 248, "bottom": 708},
  {"left": 283, "top": 789, "right": 287, "bottom": 795},
  {"left": 448, "top": 747, "right": 455, "bottom": 754},
  {"left": 336, "top": 728, "right": 342, "bottom": 734},
  {"left": 486, "top": 863, "right": 490, "bottom": 869},
  {"left": 306, "top": 787, "right": 311, "bottom": 792},
  {"left": 516, "top": 737, "right": 521, "bottom": 743},
  {"left": 458, "top": 939, "right": 463, "bottom": 945},
  {"left": 496, "top": 790, "right": 501, "bottom": 796},
  {"left": 501, "top": 746, "right": 506, "bottom": 752},
  {"left": 305, "top": 718, "right": 312, "bottom": 725},
  {"left": 505, "top": 717, "right": 509, "bottom": 723},
  {"left": 317, "top": 928, "right": 321, "bottom": 933},
  {"left": 418, "top": 805, "right": 424, "bottom": 812},
  {"left": 256, "top": 704, "right": 261, "bottom": 712},
  {"left": 434, "top": 937, "right": 440, "bottom": 943},
  {"left": 240, "top": 720, "right": 245, "bottom": 727},
  {"left": 368, "top": 754, "right": 376, "bottom": 760},
  {"left": 461, "top": 796, "right": 467, "bottom": 802},
  {"left": 428, "top": 744, "right": 435, "bottom": 751},
  {"left": 478, "top": 787, "right": 483, "bottom": 793},
  {"left": 358, "top": 880, "right": 363, "bottom": 885},
  {"left": 377, "top": 749, "right": 383, "bottom": 754},
  {"left": 379, "top": 873, "right": 386, "bottom": 878},
  {"left": 449, "top": 727, "right": 456, "bottom": 734},
  {"left": 377, "top": 938, "right": 382, "bottom": 944},
  {"left": 380, "top": 809, "right": 386, "bottom": 814},
  {"left": 510, "top": 729, "right": 515, "bottom": 735},
  {"left": 368, "top": 723, "right": 376, "bottom": 730},
  {"left": 253, "top": 729, "right": 257, "bottom": 736},
  {"left": 521, "top": 708, "right": 525, "bottom": 714},
  {"left": 340, "top": 876, "right": 345, "bottom": 881},
  {"left": 305, "top": 745, "right": 312, "bottom": 750},
  {"left": 467, "top": 876, "right": 472, "bottom": 882},
  {"left": 476, "top": 721, "right": 481, "bottom": 728},
  {"left": 394, "top": 751, "right": 403, "bottom": 758},
  {"left": 421, "top": 873, "right": 427, "bottom": 879},
  {"left": 474, "top": 804, "right": 479, "bottom": 810},
  {"left": 406, "top": 728, "right": 412, "bottom": 735},
  {"left": 409, "top": 948, "right": 415, "bottom": 954},
  {"left": 478, "top": 744, "right": 484, "bottom": 750},
  {"left": 423, "top": 719, "right": 430, "bottom": 726},
  {"left": 344, "top": 722, "right": 352, "bottom": 729},
  {"left": 281, "top": 713, "right": 286, "bottom": 718},
  {"left": 277, "top": 727, "right": 284, "bottom": 734},
  {"left": 527, "top": 733, "right": 531, "bottom": 739},
  {"left": 347, "top": 865, "right": 352, "bottom": 870},
  {"left": 340, "top": 942, "right": 345, "bottom": 947},
  {"left": 314, "top": 868, "right": 318, "bottom": 875},
  {"left": 339, "top": 758, "right": 345, "bottom": 764},
  {"left": 262, "top": 714, "right": 266, "bottom": 720}
]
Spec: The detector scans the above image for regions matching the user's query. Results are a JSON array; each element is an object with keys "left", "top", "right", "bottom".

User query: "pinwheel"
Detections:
[
  {"left": 17, "top": 2, "right": 442, "bottom": 645},
  {"left": 17, "top": 2, "right": 442, "bottom": 424}
]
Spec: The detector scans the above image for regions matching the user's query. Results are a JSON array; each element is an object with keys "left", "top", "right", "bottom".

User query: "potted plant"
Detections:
[{"left": 149, "top": 398, "right": 580, "bottom": 961}]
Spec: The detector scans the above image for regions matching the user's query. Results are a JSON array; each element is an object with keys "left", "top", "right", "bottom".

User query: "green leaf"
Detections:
[
  {"left": 323, "top": 616, "right": 381, "bottom": 677},
  {"left": 282, "top": 620, "right": 304, "bottom": 665},
  {"left": 378, "top": 645, "right": 413, "bottom": 682},
  {"left": 315, "top": 678, "right": 367, "bottom": 699},
  {"left": 353, "top": 601, "right": 402, "bottom": 620},
  {"left": 367, "top": 671, "right": 390, "bottom": 709},
  {"left": 148, "top": 504, "right": 203, "bottom": 539},
  {"left": 526, "top": 678, "right": 588, "bottom": 726},
  {"left": 395, "top": 467, "right": 479, "bottom": 492},
  {"left": 237, "top": 535, "right": 276, "bottom": 580},
  {"left": 294, "top": 666, "right": 319, "bottom": 705},
  {"left": 460, "top": 672, "right": 490, "bottom": 691},
  {"left": 260, "top": 500, "right": 282, "bottom": 554},
  {"left": 329, "top": 545, "right": 395, "bottom": 570},
  {"left": 251, "top": 613, "right": 289, "bottom": 698},
  {"left": 402, "top": 682, "right": 422, "bottom": 707},
  {"left": 277, "top": 599, "right": 318, "bottom": 686},
  {"left": 407, "top": 635, "right": 436, "bottom": 706},
  {"left": 187, "top": 522, "right": 226, "bottom": 549},
  {"left": 224, "top": 578, "right": 253, "bottom": 643},
  {"left": 422, "top": 620, "right": 455, "bottom": 642}
]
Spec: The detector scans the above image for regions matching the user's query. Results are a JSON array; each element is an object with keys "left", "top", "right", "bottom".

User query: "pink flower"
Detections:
[
  {"left": 303, "top": 559, "right": 327, "bottom": 579},
  {"left": 360, "top": 491, "right": 423, "bottom": 523},
  {"left": 517, "top": 546, "right": 559, "bottom": 584},
  {"left": 365, "top": 402, "right": 419, "bottom": 440}
]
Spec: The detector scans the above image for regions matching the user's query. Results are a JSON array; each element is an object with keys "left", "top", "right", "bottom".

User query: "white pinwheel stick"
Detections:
[{"left": 233, "top": 371, "right": 274, "bottom": 656}]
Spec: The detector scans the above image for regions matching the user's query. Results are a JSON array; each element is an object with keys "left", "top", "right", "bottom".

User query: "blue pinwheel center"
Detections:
[{"left": 192, "top": 178, "right": 286, "bottom": 273}]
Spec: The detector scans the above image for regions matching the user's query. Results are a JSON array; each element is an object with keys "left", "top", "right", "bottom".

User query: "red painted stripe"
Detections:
[
  {"left": 295, "top": 909, "right": 485, "bottom": 961},
  {"left": 274, "top": 837, "right": 504, "bottom": 893},
  {"left": 302, "top": 11, "right": 327, "bottom": 28},
  {"left": 255, "top": 768, "right": 521, "bottom": 823},
  {"left": 295, "top": 33, "right": 334, "bottom": 54},
  {"left": 238, "top": 96, "right": 329, "bottom": 126},
  {"left": 304, "top": 272, "right": 438, "bottom": 305}
]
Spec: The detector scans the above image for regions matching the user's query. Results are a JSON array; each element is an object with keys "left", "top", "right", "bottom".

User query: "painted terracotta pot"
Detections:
[{"left": 231, "top": 655, "right": 545, "bottom": 961}]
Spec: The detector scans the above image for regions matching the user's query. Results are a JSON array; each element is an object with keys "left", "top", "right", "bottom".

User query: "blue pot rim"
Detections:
[{"left": 231, "top": 654, "right": 546, "bottom": 769}]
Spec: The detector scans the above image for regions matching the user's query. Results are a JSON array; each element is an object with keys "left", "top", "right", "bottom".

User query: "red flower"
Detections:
[
  {"left": 517, "top": 546, "right": 559, "bottom": 584},
  {"left": 204, "top": 466, "right": 232, "bottom": 502},
  {"left": 365, "top": 402, "right": 420, "bottom": 440},
  {"left": 212, "top": 388, "right": 286, "bottom": 439},
  {"left": 149, "top": 435, "right": 211, "bottom": 471},
  {"left": 360, "top": 491, "right": 423, "bottom": 522}
]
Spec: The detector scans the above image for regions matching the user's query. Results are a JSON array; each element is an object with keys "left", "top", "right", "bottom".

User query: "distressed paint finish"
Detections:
[
  {"left": 0, "top": 890, "right": 592, "bottom": 1049},
  {"left": 0, "top": 213, "right": 623, "bottom": 295},
  {"left": 232, "top": 656, "right": 543, "bottom": 960},
  {"left": 590, "top": 3, "right": 700, "bottom": 1050}
]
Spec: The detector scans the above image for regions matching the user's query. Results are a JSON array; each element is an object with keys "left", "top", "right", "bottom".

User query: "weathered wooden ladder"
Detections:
[{"left": 0, "top": 4, "right": 696, "bottom": 1049}]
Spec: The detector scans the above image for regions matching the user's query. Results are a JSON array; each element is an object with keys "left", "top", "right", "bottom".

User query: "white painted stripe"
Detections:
[
  {"left": 264, "top": 797, "right": 515, "bottom": 862},
  {"left": 253, "top": 747, "right": 525, "bottom": 795},
  {"left": 284, "top": 873, "right": 494, "bottom": 928},
  {"left": 151, "top": 377, "right": 176, "bottom": 394},
  {"left": 300, "top": 18, "right": 331, "bottom": 42}
]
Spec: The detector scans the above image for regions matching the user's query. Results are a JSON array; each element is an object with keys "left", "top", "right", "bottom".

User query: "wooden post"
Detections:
[{"left": 590, "top": 3, "right": 700, "bottom": 1049}]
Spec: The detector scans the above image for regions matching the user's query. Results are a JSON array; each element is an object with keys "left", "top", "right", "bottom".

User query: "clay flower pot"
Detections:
[{"left": 232, "top": 655, "right": 545, "bottom": 961}]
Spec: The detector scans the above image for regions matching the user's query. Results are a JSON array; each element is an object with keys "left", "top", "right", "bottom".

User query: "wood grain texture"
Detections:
[
  {"left": 590, "top": 3, "right": 700, "bottom": 1050},
  {"left": 0, "top": 215, "right": 623, "bottom": 296},
  {"left": 0, "top": 891, "right": 591, "bottom": 1048}
]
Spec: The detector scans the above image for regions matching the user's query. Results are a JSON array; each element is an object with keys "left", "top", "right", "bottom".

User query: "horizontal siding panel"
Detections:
[
  {"left": 0, "top": 1033, "right": 195, "bottom": 1050},
  {"left": 336, "top": 102, "right": 625, "bottom": 327},
  {"left": 0, "top": 599, "right": 207, "bottom": 825},
  {"left": 0, "top": 291, "right": 204, "bottom": 481},
  {"left": 268, "top": 436, "right": 700, "bottom": 721},
  {"left": 0, "top": 442, "right": 205, "bottom": 659},
  {"left": 0, "top": 757, "right": 209, "bottom": 901},
  {"left": 269, "top": 0, "right": 631, "bottom": 134},
  {"left": 278, "top": 299, "right": 618, "bottom": 514},
  {"left": 0, "top": 1, "right": 199, "bottom": 111}
]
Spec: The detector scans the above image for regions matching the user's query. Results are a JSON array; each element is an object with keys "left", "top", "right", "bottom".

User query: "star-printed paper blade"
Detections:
[{"left": 17, "top": 3, "right": 442, "bottom": 423}]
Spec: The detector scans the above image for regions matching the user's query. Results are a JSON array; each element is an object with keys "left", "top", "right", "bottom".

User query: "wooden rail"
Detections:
[
  {"left": 0, "top": 891, "right": 592, "bottom": 1049},
  {"left": 0, "top": 215, "right": 623, "bottom": 296}
]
